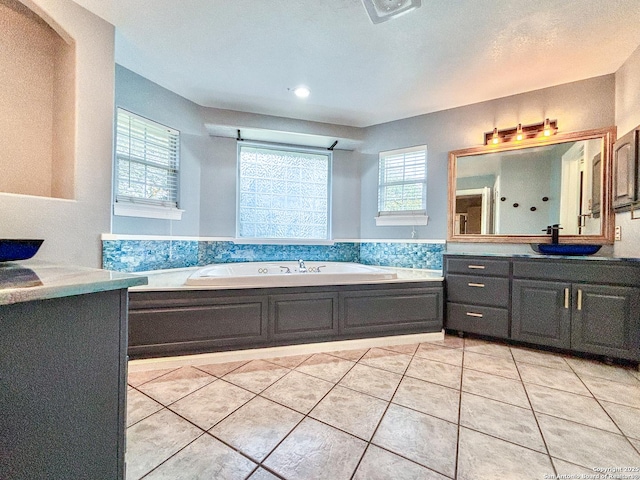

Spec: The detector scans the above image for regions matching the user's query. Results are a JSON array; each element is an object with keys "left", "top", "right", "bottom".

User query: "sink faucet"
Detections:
[
  {"left": 298, "top": 259, "right": 307, "bottom": 273},
  {"left": 543, "top": 224, "right": 563, "bottom": 244}
]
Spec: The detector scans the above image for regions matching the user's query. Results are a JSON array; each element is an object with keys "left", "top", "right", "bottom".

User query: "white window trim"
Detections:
[{"left": 114, "top": 201, "right": 184, "bottom": 220}]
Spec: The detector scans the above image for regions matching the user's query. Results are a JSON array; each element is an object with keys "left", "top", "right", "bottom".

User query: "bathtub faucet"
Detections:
[{"left": 298, "top": 259, "right": 307, "bottom": 273}]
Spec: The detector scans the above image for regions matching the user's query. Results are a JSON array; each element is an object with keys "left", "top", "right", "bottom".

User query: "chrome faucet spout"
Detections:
[{"left": 298, "top": 259, "right": 307, "bottom": 273}]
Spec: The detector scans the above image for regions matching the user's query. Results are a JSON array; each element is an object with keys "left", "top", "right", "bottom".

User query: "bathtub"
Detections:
[{"left": 185, "top": 261, "right": 398, "bottom": 287}]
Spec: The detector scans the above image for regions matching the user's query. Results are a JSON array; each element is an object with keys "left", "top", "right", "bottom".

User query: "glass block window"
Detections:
[
  {"left": 378, "top": 145, "right": 427, "bottom": 214},
  {"left": 115, "top": 108, "right": 179, "bottom": 208},
  {"left": 238, "top": 143, "right": 332, "bottom": 240}
]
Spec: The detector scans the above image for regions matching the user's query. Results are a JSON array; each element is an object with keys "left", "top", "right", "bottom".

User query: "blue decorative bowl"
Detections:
[
  {"left": 0, "top": 239, "right": 44, "bottom": 262},
  {"left": 530, "top": 244, "right": 602, "bottom": 256}
]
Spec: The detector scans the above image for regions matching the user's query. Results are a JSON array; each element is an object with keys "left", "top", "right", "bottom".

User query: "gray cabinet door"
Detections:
[
  {"left": 571, "top": 284, "right": 640, "bottom": 360},
  {"left": 512, "top": 279, "right": 571, "bottom": 348},
  {"left": 612, "top": 128, "right": 638, "bottom": 210},
  {"left": 270, "top": 292, "right": 339, "bottom": 341}
]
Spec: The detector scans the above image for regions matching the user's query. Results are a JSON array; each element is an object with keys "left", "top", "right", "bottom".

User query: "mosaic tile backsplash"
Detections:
[{"left": 102, "top": 239, "right": 444, "bottom": 272}]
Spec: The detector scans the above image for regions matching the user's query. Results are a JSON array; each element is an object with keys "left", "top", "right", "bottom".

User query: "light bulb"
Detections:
[
  {"left": 492, "top": 128, "right": 499, "bottom": 144},
  {"left": 293, "top": 86, "right": 310, "bottom": 98},
  {"left": 516, "top": 123, "right": 523, "bottom": 141},
  {"left": 543, "top": 118, "right": 551, "bottom": 136}
]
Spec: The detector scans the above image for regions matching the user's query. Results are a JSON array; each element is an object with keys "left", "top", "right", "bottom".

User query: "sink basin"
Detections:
[
  {"left": 530, "top": 244, "right": 602, "bottom": 256},
  {"left": 0, "top": 239, "right": 44, "bottom": 262}
]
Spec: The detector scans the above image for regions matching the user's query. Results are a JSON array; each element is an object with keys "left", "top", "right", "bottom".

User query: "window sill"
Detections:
[
  {"left": 114, "top": 202, "right": 184, "bottom": 220},
  {"left": 233, "top": 238, "right": 335, "bottom": 246},
  {"left": 375, "top": 214, "right": 428, "bottom": 226}
]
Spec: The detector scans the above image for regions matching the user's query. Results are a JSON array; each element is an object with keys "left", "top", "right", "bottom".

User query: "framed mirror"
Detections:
[{"left": 448, "top": 126, "right": 616, "bottom": 243}]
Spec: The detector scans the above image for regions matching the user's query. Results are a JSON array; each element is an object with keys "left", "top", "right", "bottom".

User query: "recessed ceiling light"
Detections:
[
  {"left": 293, "top": 86, "right": 310, "bottom": 98},
  {"left": 361, "top": 0, "right": 422, "bottom": 24}
]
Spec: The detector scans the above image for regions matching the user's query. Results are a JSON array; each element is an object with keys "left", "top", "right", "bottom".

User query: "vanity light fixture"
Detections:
[{"left": 484, "top": 119, "right": 558, "bottom": 145}]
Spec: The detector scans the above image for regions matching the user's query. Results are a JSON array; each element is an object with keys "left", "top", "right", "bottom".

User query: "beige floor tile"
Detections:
[
  {"left": 525, "top": 383, "right": 619, "bottom": 433},
  {"left": 510, "top": 347, "right": 571, "bottom": 371},
  {"left": 566, "top": 357, "right": 640, "bottom": 385},
  {"left": 339, "top": 363, "right": 402, "bottom": 400},
  {"left": 261, "top": 370, "right": 333, "bottom": 414},
  {"left": 194, "top": 360, "right": 248, "bottom": 377},
  {"left": 552, "top": 458, "right": 598, "bottom": 477},
  {"left": 392, "top": 376, "right": 460, "bottom": 423},
  {"left": 600, "top": 400, "right": 640, "bottom": 440},
  {"left": 405, "top": 356, "right": 462, "bottom": 389},
  {"left": 359, "top": 347, "right": 412, "bottom": 374},
  {"left": 463, "top": 351, "right": 519, "bottom": 379},
  {"left": 422, "top": 335, "right": 464, "bottom": 349},
  {"left": 326, "top": 348, "right": 369, "bottom": 361},
  {"left": 456, "top": 427, "right": 553, "bottom": 480},
  {"left": 143, "top": 434, "right": 257, "bottom": 480},
  {"left": 264, "top": 417, "right": 366, "bottom": 480},
  {"left": 169, "top": 379, "right": 254, "bottom": 430},
  {"left": 295, "top": 353, "right": 355, "bottom": 382},
  {"left": 380, "top": 343, "right": 419, "bottom": 355},
  {"left": 517, "top": 363, "right": 591, "bottom": 396},
  {"left": 309, "top": 385, "right": 388, "bottom": 440},
  {"left": 464, "top": 342, "right": 513, "bottom": 359},
  {"left": 127, "top": 368, "right": 177, "bottom": 387},
  {"left": 353, "top": 444, "right": 449, "bottom": 480},
  {"left": 372, "top": 404, "right": 457, "bottom": 477},
  {"left": 580, "top": 375, "right": 640, "bottom": 408},
  {"left": 414, "top": 343, "right": 464, "bottom": 366},
  {"left": 631, "top": 437, "right": 640, "bottom": 453},
  {"left": 537, "top": 413, "right": 640, "bottom": 469},
  {"left": 210, "top": 396, "right": 303, "bottom": 461},
  {"left": 460, "top": 392, "right": 545, "bottom": 453},
  {"left": 264, "top": 354, "right": 310, "bottom": 369},
  {"left": 127, "top": 389, "right": 163, "bottom": 427},
  {"left": 223, "top": 360, "right": 289, "bottom": 393},
  {"left": 125, "top": 409, "right": 202, "bottom": 480},
  {"left": 137, "top": 366, "right": 216, "bottom": 405},
  {"left": 461, "top": 369, "right": 530, "bottom": 408},
  {"left": 248, "top": 468, "right": 280, "bottom": 480}
]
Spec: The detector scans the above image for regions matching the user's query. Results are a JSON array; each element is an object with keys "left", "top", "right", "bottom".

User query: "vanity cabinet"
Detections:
[{"left": 612, "top": 126, "right": 639, "bottom": 210}]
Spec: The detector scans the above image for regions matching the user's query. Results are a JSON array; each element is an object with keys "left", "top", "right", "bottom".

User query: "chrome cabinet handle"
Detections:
[
  {"left": 467, "top": 265, "right": 485, "bottom": 269},
  {"left": 564, "top": 288, "right": 569, "bottom": 309},
  {"left": 468, "top": 282, "right": 485, "bottom": 288},
  {"left": 466, "top": 312, "right": 483, "bottom": 318},
  {"left": 577, "top": 289, "right": 583, "bottom": 311}
]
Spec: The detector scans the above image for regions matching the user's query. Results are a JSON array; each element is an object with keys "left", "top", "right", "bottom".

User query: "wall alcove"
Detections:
[{"left": 0, "top": 0, "right": 75, "bottom": 199}]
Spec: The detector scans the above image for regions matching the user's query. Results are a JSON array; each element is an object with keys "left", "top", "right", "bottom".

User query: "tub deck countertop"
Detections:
[{"left": 130, "top": 265, "right": 443, "bottom": 291}]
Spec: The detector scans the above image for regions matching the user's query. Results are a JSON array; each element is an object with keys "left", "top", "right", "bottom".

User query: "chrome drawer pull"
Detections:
[
  {"left": 564, "top": 288, "right": 569, "bottom": 309},
  {"left": 577, "top": 289, "right": 583, "bottom": 311},
  {"left": 468, "top": 282, "right": 485, "bottom": 288},
  {"left": 467, "top": 265, "right": 485, "bottom": 269},
  {"left": 466, "top": 312, "right": 483, "bottom": 318}
]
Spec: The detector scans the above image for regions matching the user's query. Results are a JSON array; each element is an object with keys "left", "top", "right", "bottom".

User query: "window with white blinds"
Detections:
[
  {"left": 115, "top": 109, "right": 180, "bottom": 209},
  {"left": 378, "top": 145, "right": 427, "bottom": 215}
]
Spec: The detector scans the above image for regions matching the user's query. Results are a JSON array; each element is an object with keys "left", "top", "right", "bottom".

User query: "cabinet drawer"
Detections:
[
  {"left": 446, "top": 257, "right": 510, "bottom": 276},
  {"left": 512, "top": 260, "right": 640, "bottom": 286},
  {"left": 446, "top": 303, "right": 509, "bottom": 338},
  {"left": 446, "top": 274, "right": 509, "bottom": 307}
]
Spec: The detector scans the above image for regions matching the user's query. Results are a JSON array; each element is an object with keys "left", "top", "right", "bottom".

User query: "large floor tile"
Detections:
[
  {"left": 552, "top": 458, "right": 598, "bottom": 477},
  {"left": 210, "top": 396, "right": 303, "bottom": 462},
  {"left": 169, "top": 379, "right": 254, "bottom": 430},
  {"left": 248, "top": 468, "right": 280, "bottom": 480},
  {"left": 353, "top": 444, "right": 449, "bottom": 480},
  {"left": 456, "top": 427, "right": 553, "bottom": 480},
  {"left": 359, "top": 347, "right": 412, "bottom": 374},
  {"left": 128, "top": 368, "right": 177, "bottom": 388},
  {"left": 517, "top": 362, "right": 591, "bottom": 396},
  {"left": 137, "top": 366, "right": 216, "bottom": 405},
  {"left": 380, "top": 343, "right": 419, "bottom": 355},
  {"left": 222, "top": 359, "right": 290, "bottom": 393},
  {"left": 464, "top": 342, "right": 513, "bottom": 359},
  {"left": 295, "top": 353, "right": 355, "bottom": 383},
  {"left": 309, "top": 385, "right": 387, "bottom": 440},
  {"left": 537, "top": 413, "right": 640, "bottom": 469},
  {"left": 195, "top": 360, "right": 248, "bottom": 377},
  {"left": 414, "top": 343, "right": 463, "bottom": 366},
  {"left": 422, "top": 335, "right": 464, "bottom": 349},
  {"left": 264, "top": 354, "right": 310, "bottom": 369},
  {"left": 566, "top": 357, "right": 640, "bottom": 385},
  {"left": 463, "top": 351, "right": 519, "bottom": 379},
  {"left": 461, "top": 368, "right": 530, "bottom": 408},
  {"left": 405, "top": 356, "right": 462, "bottom": 389},
  {"left": 261, "top": 370, "right": 333, "bottom": 414},
  {"left": 326, "top": 348, "right": 369, "bottom": 362},
  {"left": 631, "top": 438, "right": 640, "bottom": 453},
  {"left": 510, "top": 346, "right": 571, "bottom": 371},
  {"left": 264, "top": 417, "right": 366, "bottom": 480},
  {"left": 143, "top": 434, "right": 256, "bottom": 479},
  {"left": 600, "top": 400, "right": 640, "bottom": 440},
  {"left": 339, "top": 363, "right": 402, "bottom": 401},
  {"left": 392, "top": 376, "right": 460, "bottom": 423},
  {"left": 372, "top": 404, "right": 458, "bottom": 477},
  {"left": 525, "top": 383, "right": 619, "bottom": 433},
  {"left": 459, "top": 392, "right": 545, "bottom": 452},
  {"left": 580, "top": 375, "right": 640, "bottom": 409},
  {"left": 125, "top": 409, "right": 202, "bottom": 480},
  {"left": 127, "top": 389, "right": 163, "bottom": 427}
]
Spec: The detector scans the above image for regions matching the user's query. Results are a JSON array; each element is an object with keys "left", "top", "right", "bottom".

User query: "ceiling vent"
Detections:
[{"left": 361, "top": 0, "right": 422, "bottom": 24}]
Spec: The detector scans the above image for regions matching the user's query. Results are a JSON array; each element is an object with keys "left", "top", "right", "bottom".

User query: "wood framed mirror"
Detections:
[{"left": 448, "top": 126, "right": 616, "bottom": 243}]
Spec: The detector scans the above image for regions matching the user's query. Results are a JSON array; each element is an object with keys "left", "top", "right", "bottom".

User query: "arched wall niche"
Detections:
[{"left": 0, "top": 0, "right": 76, "bottom": 199}]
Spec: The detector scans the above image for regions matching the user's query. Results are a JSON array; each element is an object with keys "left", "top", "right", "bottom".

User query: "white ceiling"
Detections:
[{"left": 71, "top": 0, "right": 640, "bottom": 128}]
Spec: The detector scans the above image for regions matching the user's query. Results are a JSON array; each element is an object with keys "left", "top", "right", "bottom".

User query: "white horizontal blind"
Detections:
[
  {"left": 238, "top": 143, "right": 331, "bottom": 240},
  {"left": 115, "top": 109, "right": 180, "bottom": 208},
  {"left": 378, "top": 145, "right": 427, "bottom": 213}
]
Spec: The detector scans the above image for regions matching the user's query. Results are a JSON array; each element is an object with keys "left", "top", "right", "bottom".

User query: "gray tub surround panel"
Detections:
[
  {"left": 102, "top": 238, "right": 445, "bottom": 272},
  {"left": 444, "top": 253, "right": 640, "bottom": 361},
  {"left": 0, "top": 262, "right": 146, "bottom": 480}
]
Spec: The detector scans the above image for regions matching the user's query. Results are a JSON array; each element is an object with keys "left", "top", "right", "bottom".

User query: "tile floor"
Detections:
[{"left": 126, "top": 335, "right": 640, "bottom": 479}]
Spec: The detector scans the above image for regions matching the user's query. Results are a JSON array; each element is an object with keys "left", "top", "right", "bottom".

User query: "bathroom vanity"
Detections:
[
  {"left": 444, "top": 253, "right": 640, "bottom": 361},
  {"left": 0, "top": 262, "right": 146, "bottom": 480}
]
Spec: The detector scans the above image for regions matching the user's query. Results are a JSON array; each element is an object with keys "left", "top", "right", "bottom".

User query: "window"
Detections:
[
  {"left": 113, "top": 108, "right": 183, "bottom": 219},
  {"left": 237, "top": 143, "right": 331, "bottom": 240},
  {"left": 376, "top": 145, "right": 428, "bottom": 226}
]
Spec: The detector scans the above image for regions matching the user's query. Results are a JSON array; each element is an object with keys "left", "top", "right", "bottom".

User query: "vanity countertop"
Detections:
[
  {"left": 444, "top": 252, "right": 640, "bottom": 262},
  {"left": 0, "top": 261, "right": 148, "bottom": 306}
]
